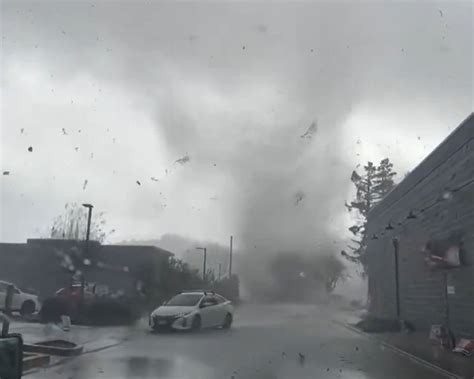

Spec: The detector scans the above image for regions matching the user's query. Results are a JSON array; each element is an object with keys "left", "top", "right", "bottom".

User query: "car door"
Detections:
[
  {"left": 10, "top": 287, "right": 23, "bottom": 311},
  {"left": 213, "top": 295, "right": 228, "bottom": 325},
  {"left": 199, "top": 295, "right": 219, "bottom": 327}
]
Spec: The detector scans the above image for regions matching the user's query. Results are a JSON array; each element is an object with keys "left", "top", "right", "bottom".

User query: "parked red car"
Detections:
[{"left": 55, "top": 284, "right": 95, "bottom": 303}]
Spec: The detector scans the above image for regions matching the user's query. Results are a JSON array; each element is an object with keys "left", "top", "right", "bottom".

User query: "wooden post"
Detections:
[{"left": 4, "top": 284, "right": 14, "bottom": 317}]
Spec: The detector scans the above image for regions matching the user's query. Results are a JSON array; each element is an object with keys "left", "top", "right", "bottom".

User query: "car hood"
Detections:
[{"left": 152, "top": 305, "right": 195, "bottom": 316}]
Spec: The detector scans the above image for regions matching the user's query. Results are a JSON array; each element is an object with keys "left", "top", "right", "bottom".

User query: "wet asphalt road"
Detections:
[{"left": 27, "top": 304, "right": 447, "bottom": 379}]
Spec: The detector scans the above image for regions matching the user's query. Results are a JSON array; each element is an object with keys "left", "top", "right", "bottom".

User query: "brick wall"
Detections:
[{"left": 366, "top": 113, "right": 474, "bottom": 337}]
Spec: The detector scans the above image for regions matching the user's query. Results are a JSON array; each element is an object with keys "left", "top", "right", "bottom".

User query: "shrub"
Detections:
[
  {"left": 82, "top": 298, "right": 139, "bottom": 326},
  {"left": 40, "top": 297, "right": 76, "bottom": 323}
]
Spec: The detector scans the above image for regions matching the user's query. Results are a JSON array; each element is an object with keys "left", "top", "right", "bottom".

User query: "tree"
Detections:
[
  {"left": 50, "top": 202, "right": 115, "bottom": 243},
  {"left": 343, "top": 158, "right": 397, "bottom": 272}
]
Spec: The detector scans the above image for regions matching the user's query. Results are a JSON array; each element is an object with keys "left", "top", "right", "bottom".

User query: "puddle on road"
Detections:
[{"left": 51, "top": 355, "right": 215, "bottom": 379}]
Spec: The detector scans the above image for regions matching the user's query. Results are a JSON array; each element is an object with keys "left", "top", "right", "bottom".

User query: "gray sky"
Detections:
[{"left": 1, "top": 1, "right": 472, "bottom": 253}]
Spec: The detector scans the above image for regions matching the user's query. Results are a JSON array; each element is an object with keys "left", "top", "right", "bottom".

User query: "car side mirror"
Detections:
[{"left": 0, "top": 314, "right": 23, "bottom": 379}]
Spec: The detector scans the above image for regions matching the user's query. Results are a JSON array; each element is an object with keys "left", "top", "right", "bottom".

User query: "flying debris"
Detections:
[
  {"left": 27, "top": 146, "right": 33, "bottom": 152},
  {"left": 300, "top": 121, "right": 317, "bottom": 139},
  {"left": 20, "top": 128, "right": 24, "bottom": 134},
  {"left": 136, "top": 180, "right": 141, "bottom": 186},
  {"left": 438, "top": 9, "right": 444, "bottom": 17},
  {"left": 150, "top": 177, "right": 159, "bottom": 182},
  {"left": 294, "top": 190, "right": 305, "bottom": 205},
  {"left": 82, "top": 179, "right": 88, "bottom": 190},
  {"left": 74, "top": 147, "right": 79, "bottom": 152},
  {"left": 298, "top": 353, "right": 306, "bottom": 365},
  {"left": 175, "top": 155, "right": 190, "bottom": 165},
  {"left": 2, "top": 171, "right": 10, "bottom": 176},
  {"left": 351, "top": 170, "right": 362, "bottom": 182},
  {"left": 61, "top": 128, "right": 67, "bottom": 135}
]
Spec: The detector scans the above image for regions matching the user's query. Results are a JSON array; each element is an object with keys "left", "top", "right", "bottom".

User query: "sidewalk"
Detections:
[
  {"left": 8, "top": 319, "right": 137, "bottom": 356},
  {"left": 337, "top": 310, "right": 474, "bottom": 379},
  {"left": 381, "top": 331, "right": 474, "bottom": 379}
]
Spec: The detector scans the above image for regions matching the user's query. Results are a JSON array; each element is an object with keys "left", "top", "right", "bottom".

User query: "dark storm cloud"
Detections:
[{"left": 2, "top": 0, "right": 472, "bottom": 254}]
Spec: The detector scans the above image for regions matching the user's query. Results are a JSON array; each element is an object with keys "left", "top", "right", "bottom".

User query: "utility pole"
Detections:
[
  {"left": 196, "top": 247, "right": 207, "bottom": 281},
  {"left": 81, "top": 203, "right": 93, "bottom": 304},
  {"left": 229, "top": 235, "right": 233, "bottom": 277}
]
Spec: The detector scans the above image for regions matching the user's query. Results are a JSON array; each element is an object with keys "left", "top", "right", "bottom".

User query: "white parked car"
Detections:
[
  {"left": 0, "top": 281, "right": 41, "bottom": 316},
  {"left": 150, "top": 291, "right": 234, "bottom": 331}
]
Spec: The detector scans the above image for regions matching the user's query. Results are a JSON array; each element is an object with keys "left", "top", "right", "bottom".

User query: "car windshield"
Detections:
[{"left": 164, "top": 294, "right": 203, "bottom": 307}]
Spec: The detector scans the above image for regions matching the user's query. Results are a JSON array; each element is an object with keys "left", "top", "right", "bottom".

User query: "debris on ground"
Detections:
[
  {"left": 298, "top": 353, "right": 305, "bottom": 365},
  {"left": 453, "top": 338, "right": 474, "bottom": 356},
  {"left": 82, "top": 179, "right": 88, "bottom": 190}
]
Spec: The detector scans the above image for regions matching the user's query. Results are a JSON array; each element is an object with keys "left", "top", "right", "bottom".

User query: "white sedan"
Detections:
[
  {"left": 150, "top": 291, "right": 234, "bottom": 331},
  {"left": 0, "top": 281, "right": 41, "bottom": 316}
]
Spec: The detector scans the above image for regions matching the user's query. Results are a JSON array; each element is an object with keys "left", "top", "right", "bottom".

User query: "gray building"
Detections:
[
  {"left": 366, "top": 113, "right": 474, "bottom": 337},
  {"left": 0, "top": 239, "right": 172, "bottom": 299}
]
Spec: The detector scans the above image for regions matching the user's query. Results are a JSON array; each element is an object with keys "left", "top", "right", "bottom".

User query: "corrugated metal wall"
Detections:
[{"left": 366, "top": 113, "right": 474, "bottom": 336}]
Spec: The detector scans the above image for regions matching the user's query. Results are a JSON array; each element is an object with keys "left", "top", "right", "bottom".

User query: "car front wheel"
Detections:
[
  {"left": 191, "top": 315, "right": 201, "bottom": 331},
  {"left": 222, "top": 313, "right": 232, "bottom": 329},
  {"left": 20, "top": 300, "right": 36, "bottom": 316}
]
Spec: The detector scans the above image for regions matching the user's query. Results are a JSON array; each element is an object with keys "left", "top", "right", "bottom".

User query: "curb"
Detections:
[
  {"left": 24, "top": 340, "right": 84, "bottom": 356},
  {"left": 23, "top": 353, "right": 51, "bottom": 371},
  {"left": 333, "top": 320, "right": 462, "bottom": 379}
]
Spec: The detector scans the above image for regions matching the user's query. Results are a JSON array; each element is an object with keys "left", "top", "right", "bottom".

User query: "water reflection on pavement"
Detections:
[{"left": 27, "top": 304, "right": 447, "bottom": 379}]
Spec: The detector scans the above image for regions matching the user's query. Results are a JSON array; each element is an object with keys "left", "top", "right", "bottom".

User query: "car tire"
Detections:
[
  {"left": 191, "top": 315, "right": 201, "bottom": 331},
  {"left": 20, "top": 300, "right": 35, "bottom": 316},
  {"left": 222, "top": 313, "right": 232, "bottom": 329}
]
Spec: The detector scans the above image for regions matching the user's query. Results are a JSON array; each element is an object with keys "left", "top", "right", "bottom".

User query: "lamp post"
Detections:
[
  {"left": 196, "top": 247, "right": 207, "bottom": 281},
  {"left": 81, "top": 203, "right": 93, "bottom": 303},
  {"left": 229, "top": 235, "right": 233, "bottom": 277}
]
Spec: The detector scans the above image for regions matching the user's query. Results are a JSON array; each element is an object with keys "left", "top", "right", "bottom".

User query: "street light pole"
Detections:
[
  {"left": 81, "top": 203, "right": 93, "bottom": 303},
  {"left": 196, "top": 247, "right": 207, "bottom": 281},
  {"left": 229, "top": 235, "right": 233, "bottom": 277}
]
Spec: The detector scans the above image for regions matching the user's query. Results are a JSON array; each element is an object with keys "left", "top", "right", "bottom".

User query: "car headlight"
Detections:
[{"left": 175, "top": 311, "right": 192, "bottom": 318}]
